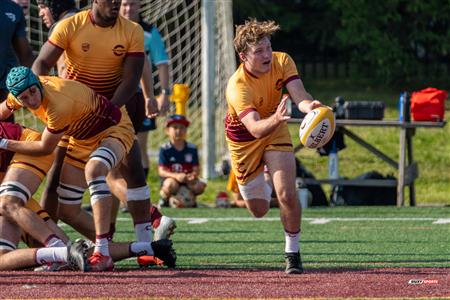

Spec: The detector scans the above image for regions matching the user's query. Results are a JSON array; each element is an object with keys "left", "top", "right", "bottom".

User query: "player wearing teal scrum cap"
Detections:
[{"left": 6, "top": 66, "right": 42, "bottom": 99}]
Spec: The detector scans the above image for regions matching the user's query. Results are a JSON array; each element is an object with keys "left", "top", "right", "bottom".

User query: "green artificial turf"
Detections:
[{"left": 61, "top": 206, "right": 450, "bottom": 270}]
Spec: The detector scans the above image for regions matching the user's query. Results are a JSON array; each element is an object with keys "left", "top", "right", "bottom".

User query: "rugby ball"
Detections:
[
  {"left": 169, "top": 185, "right": 196, "bottom": 208},
  {"left": 299, "top": 106, "right": 335, "bottom": 148}
]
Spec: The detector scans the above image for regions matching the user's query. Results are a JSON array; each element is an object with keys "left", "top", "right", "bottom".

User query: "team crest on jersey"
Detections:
[
  {"left": 275, "top": 78, "right": 283, "bottom": 91},
  {"left": 112, "top": 45, "right": 126, "bottom": 56},
  {"left": 185, "top": 153, "right": 193, "bottom": 163},
  {"left": 81, "top": 43, "right": 90, "bottom": 52}
]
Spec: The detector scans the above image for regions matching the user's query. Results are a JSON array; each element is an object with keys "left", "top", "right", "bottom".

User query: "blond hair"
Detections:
[{"left": 233, "top": 19, "right": 280, "bottom": 54}]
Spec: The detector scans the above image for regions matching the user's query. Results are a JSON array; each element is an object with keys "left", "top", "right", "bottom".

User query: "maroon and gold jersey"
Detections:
[
  {"left": 0, "top": 124, "right": 55, "bottom": 180},
  {"left": 48, "top": 10, "right": 144, "bottom": 99},
  {"left": 6, "top": 76, "right": 122, "bottom": 140},
  {"left": 225, "top": 52, "right": 299, "bottom": 184}
]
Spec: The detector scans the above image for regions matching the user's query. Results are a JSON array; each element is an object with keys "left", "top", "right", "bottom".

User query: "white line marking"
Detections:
[
  {"left": 58, "top": 216, "right": 449, "bottom": 226},
  {"left": 433, "top": 218, "right": 450, "bottom": 224},
  {"left": 188, "top": 218, "right": 209, "bottom": 224}
]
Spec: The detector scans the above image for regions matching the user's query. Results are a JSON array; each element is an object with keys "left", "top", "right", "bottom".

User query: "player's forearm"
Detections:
[
  {"left": 245, "top": 114, "right": 283, "bottom": 139},
  {"left": 156, "top": 64, "right": 170, "bottom": 90},
  {"left": 3, "top": 140, "right": 54, "bottom": 156},
  {"left": 110, "top": 56, "right": 144, "bottom": 107},
  {"left": 32, "top": 58, "right": 53, "bottom": 75},
  {"left": 0, "top": 103, "right": 13, "bottom": 120},
  {"left": 110, "top": 79, "right": 140, "bottom": 107},
  {"left": 141, "top": 58, "right": 155, "bottom": 100}
]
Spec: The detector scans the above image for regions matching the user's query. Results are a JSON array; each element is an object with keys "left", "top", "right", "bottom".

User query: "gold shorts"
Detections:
[
  {"left": 21, "top": 197, "right": 50, "bottom": 248},
  {"left": 226, "top": 123, "right": 293, "bottom": 185},
  {"left": 226, "top": 169, "right": 239, "bottom": 193},
  {"left": 9, "top": 128, "right": 55, "bottom": 180},
  {"left": 25, "top": 197, "right": 50, "bottom": 221},
  {"left": 64, "top": 107, "right": 135, "bottom": 169}
]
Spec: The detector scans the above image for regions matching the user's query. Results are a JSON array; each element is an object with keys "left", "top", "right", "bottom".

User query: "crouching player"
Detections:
[
  {"left": 0, "top": 121, "right": 87, "bottom": 271},
  {"left": 1, "top": 66, "right": 176, "bottom": 271}
]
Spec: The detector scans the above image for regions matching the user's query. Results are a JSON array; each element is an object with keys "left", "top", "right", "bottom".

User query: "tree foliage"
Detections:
[
  {"left": 232, "top": 0, "right": 450, "bottom": 83},
  {"left": 331, "top": 0, "right": 450, "bottom": 83}
]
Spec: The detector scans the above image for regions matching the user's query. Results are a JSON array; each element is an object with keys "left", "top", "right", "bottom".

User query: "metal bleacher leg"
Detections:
[
  {"left": 406, "top": 129, "right": 416, "bottom": 206},
  {"left": 397, "top": 126, "right": 406, "bottom": 207}
]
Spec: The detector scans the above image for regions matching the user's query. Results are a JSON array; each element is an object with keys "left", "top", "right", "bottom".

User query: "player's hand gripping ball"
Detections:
[{"left": 299, "top": 106, "right": 335, "bottom": 148}]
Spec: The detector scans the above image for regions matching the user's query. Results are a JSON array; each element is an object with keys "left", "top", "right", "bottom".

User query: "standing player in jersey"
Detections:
[
  {"left": 225, "top": 19, "right": 322, "bottom": 274},
  {"left": 120, "top": 0, "right": 170, "bottom": 177},
  {"left": 32, "top": 0, "right": 175, "bottom": 246},
  {"left": 2, "top": 66, "right": 176, "bottom": 271}
]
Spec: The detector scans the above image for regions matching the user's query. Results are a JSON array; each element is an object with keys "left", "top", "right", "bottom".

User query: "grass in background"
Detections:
[
  {"left": 191, "top": 78, "right": 450, "bottom": 205},
  {"left": 31, "top": 78, "right": 450, "bottom": 205},
  {"left": 299, "top": 78, "right": 450, "bottom": 204},
  {"left": 61, "top": 206, "right": 450, "bottom": 270}
]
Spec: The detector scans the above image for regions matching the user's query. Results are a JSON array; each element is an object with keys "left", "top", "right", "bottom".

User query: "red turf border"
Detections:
[{"left": 1, "top": 267, "right": 448, "bottom": 298}]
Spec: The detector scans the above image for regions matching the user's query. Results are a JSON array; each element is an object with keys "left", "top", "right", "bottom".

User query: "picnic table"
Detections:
[{"left": 288, "top": 118, "right": 447, "bottom": 207}]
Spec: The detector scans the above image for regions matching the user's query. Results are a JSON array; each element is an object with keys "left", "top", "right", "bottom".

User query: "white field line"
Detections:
[
  {"left": 58, "top": 217, "right": 450, "bottom": 227},
  {"left": 109, "top": 217, "right": 450, "bottom": 225}
]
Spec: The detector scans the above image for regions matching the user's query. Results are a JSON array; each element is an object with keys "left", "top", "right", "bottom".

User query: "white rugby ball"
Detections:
[{"left": 299, "top": 106, "right": 335, "bottom": 148}]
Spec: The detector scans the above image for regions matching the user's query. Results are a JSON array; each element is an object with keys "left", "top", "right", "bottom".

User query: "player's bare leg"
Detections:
[
  {"left": 0, "top": 215, "right": 88, "bottom": 271},
  {"left": 58, "top": 164, "right": 96, "bottom": 241},
  {"left": 40, "top": 145, "right": 67, "bottom": 222},
  {"left": 264, "top": 150, "right": 303, "bottom": 274},
  {"left": 136, "top": 131, "right": 150, "bottom": 177},
  {"left": 0, "top": 168, "right": 64, "bottom": 246},
  {"left": 117, "top": 140, "right": 153, "bottom": 242},
  {"left": 264, "top": 151, "right": 300, "bottom": 231}
]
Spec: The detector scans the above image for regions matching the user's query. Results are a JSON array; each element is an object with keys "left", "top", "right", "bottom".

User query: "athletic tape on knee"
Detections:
[
  {"left": 127, "top": 185, "right": 150, "bottom": 201},
  {"left": 264, "top": 181, "right": 272, "bottom": 202},
  {"left": 0, "top": 238, "right": 16, "bottom": 251},
  {"left": 88, "top": 176, "right": 111, "bottom": 205},
  {"left": 0, "top": 181, "right": 31, "bottom": 204},
  {"left": 57, "top": 183, "right": 84, "bottom": 205},
  {"left": 238, "top": 173, "right": 271, "bottom": 202},
  {"left": 89, "top": 147, "right": 118, "bottom": 171}
]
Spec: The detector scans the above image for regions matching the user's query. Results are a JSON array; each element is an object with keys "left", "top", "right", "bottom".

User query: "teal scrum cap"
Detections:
[{"left": 6, "top": 66, "right": 42, "bottom": 98}]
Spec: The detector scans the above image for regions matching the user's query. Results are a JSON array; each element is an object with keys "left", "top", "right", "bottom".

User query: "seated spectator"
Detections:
[{"left": 158, "top": 115, "right": 206, "bottom": 208}]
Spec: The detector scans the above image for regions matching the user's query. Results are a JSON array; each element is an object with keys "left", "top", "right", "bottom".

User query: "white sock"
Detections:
[
  {"left": 45, "top": 235, "right": 65, "bottom": 247},
  {"left": 36, "top": 247, "right": 68, "bottom": 265},
  {"left": 134, "top": 222, "right": 153, "bottom": 242},
  {"left": 129, "top": 242, "right": 154, "bottom": 257},
  {"left": 94, "top": 237, "right": 109, "bottom": 256},
  {"left": 284, "top": 230, "right": 300, "bottom": 253}
]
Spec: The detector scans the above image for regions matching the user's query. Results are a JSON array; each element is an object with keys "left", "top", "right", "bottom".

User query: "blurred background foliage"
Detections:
[{"left": 233, "top": 0, "right": 450, "bottom": 87}]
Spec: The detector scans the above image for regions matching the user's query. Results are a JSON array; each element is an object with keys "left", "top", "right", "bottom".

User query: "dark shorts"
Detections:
[
  {"left": 138, "top": 117, "right": 157, "bottom": 132},
  {"left": 125, "top": 91, "right": 145, "bottom": 133}
]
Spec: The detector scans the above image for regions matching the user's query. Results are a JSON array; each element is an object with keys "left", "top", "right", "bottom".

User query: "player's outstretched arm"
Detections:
[
  {"left": 109, "top": 55, "right": 144, "bottom": 107},
  {"left": 4, "top": 128, "right": 62, "bottom": 156},
  {"left": 286, "top": 78, "right": 321, "bottom": 113},
  {"left": 240, "top": 96, "right": 290, "bottom": 139},
  {"left": 32, "top": 41, "right": 64, "bottom": 75}
]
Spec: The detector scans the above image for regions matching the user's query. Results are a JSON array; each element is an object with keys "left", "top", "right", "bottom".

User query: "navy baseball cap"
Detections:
[{"left": 166, "top": 114, "right": 190, "bottom": 127}]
